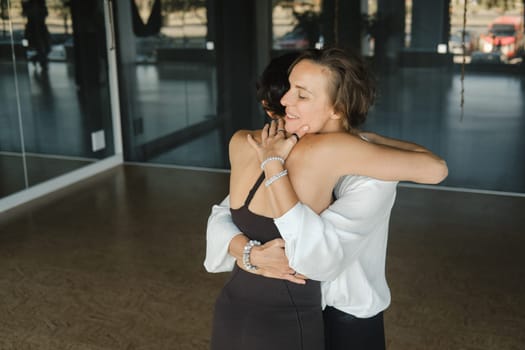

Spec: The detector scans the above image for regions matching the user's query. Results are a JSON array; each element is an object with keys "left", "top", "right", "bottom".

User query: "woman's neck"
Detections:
[{"left": 319, "top": 119, "right": 346, "bottom": 134}]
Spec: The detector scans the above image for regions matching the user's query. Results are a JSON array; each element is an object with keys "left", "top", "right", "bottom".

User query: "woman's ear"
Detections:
[
  {"left": 329, "top": 112, "right": 341, "bottom": 120},
  {"left": 265, "top": 110, "right": 279, "bottom": 120}
]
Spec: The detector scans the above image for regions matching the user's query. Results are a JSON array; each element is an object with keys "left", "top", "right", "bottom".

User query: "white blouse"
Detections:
[{"left": 204, "top": 175, "right": 398, "bottom": 318}]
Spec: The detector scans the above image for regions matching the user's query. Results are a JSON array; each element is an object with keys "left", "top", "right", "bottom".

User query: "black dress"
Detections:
[{"left": 210, "top": 173, "right": 324, "bottom": 350}]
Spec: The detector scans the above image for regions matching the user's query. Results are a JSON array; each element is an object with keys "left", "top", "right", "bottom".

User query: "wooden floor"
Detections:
[{"left": 0, "top": 165, "right": 524, "bottom": 349}]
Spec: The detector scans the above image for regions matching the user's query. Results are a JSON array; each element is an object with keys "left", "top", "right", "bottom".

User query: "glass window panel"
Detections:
[
  {"left": 132, "top": 0, "right": 208, "bottom": 62},
  {"left": 5, "top": 0, "right": 114, "bottom": 189},
  {"left": 449, "top": 1, "right": 524, "bottom": 66},
  {"left": 363, "top": 0, "right": 525, "bottom": 192},
  {"left": 272, "top": 0, "right": 322, "bottom": 50},
  {"left": 1, "top": 0, "right": 121, "bottom": 207},
  {"left": 0, "top": 0, "right": 26, "bottom": 196},
  {"left": 122, "top": 0, "right": 221, "bottom": 168}
]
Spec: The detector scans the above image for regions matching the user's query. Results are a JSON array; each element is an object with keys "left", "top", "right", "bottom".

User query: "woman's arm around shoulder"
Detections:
[{"left": 303, "top": 132, "right": 448, "bottom": 184}]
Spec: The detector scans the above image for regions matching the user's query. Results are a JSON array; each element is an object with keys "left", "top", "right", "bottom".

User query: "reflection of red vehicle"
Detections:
[{"left": 479, "top": 16, "right": 524, "bottom": 58}]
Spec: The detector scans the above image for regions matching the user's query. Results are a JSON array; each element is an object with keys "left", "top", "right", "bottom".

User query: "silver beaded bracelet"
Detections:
[
  {"left": 264, "top": 169, "right": 288, "bottom": 187},
  {"left": 260, "top": 156, "right": 285, "bottom": 170},
  {"left": 242, "top": 240, "right": 261, "bottom": 271}
]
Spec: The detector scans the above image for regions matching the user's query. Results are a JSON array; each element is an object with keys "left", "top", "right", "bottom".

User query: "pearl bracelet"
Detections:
[
  {"left": 264, "top": 169, "right": 288, "bottom": 187},
  {"left": 260, "top": 156, "right": 285, "bottom": 170},
  {"left": 242, "top": 240, "right": 261, "bottom": 271}
]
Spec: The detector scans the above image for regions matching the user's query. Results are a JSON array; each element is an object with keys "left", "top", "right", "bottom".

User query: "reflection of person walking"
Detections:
[{"left": 22, "top": 0, "right": 50, "bottom": 71}]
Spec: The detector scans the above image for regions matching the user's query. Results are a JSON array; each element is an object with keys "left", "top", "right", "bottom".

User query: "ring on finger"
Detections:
[
  {"left": 277, "top": 128, "right": 286, "bottom": 133},
  {"left": 291, "top": 133, "right": 300, "bottom": 141}
]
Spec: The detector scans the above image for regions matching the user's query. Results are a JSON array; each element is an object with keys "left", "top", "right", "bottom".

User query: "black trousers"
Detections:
[{"left": 323, "top": 307, "right": 386, "bottom": 350}]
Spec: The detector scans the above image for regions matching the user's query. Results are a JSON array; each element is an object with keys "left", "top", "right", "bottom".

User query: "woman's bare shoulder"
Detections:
[
  {"left": 229, "top": 129, "right": 261, "bottom": 151},
  {"left": 294, "top": 132, "right": 362, "bottom": 154},
  {"left": 230, "top": 129, "right": 262, "bottom": 147},
  {"left": 288, "top": 132, "right": 369, "bottom": 180},
  {"left": 229, "top": 129, "right": 262, "bottom": 164}
]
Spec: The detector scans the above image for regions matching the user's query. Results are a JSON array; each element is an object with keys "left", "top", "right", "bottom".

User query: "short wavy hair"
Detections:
[{"left": 290, "top": 47, "right": 376, "bottom": 129}]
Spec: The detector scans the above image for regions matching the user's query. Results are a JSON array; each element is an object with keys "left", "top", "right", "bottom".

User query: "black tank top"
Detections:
[
  {"left": 230, "top": 172, "right": 281, "bottom": 243},
  {"left": 210, "top": 172, "right": 324, "bottom": 350}
]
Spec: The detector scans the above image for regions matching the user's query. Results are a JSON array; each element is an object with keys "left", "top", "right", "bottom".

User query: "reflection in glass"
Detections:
[
  {"left": 132, "top": 0, "right": 209, "bottom": 62},
  {"left": 22, "top": 0, "right": 50, "bottom": 70},
  {"left": 0, "top": 0, "right": 26, "bottom": 197},
  {"left": 272, "top": 0, "right": 322, "bottom": 50},
  {"left": 0, "top": 0, "right": 114, "bottom": 196},
  {"left": 448, "top": 1, "right": 524, "bottom": 66},
  {"left": 122, "top": 0, "right": 221, "bottom": 168},
  {"left": 359, "top": 0, "right": 525, "bottom": 192}
]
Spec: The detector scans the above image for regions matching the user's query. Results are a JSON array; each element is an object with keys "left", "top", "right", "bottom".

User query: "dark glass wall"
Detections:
[
  {"left": 363, "top": 0, "right": 525, "bottom": 192},
  {"left": 0, "top": 0, "right": 114, "bottom": 198},
  {"left": 115, "top": 0, "right": 223, "bottom": 168},
  {"left": 114, "top": 0, "right": 525, "bottom": 193}
]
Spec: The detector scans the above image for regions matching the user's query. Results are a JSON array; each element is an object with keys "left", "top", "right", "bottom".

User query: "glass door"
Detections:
[
  {"left": 116, "top": 0, "right": 224, "bottom": 168},
  {"left": 0, "top": 0, "right": 117, "bottom": 205},
  {"left": 0, "top": 0, "right": 26, "bottom": 197}
]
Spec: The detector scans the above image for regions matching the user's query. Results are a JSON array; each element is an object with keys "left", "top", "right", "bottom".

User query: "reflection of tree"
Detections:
[
  {"left": 273, "top": 0, "right": 290, "bottom": 7},
  {"left": 133, "top": 0, "right": 207, "bottom": 24},
  {"left": 292, "top": 10, "right": 320, "bottom": 45},
  {"left": 362, "top": 13, "right": 378, "bottom": 37},
  {"left": 1, "top": 0, "right": 8, "bottom": 38},
  {"left": 162, "top": 0, "right": 206, "bottom": 13},
  {"left": 162, "top": 0, "right": 207, "bottom": 26},
  {"left": 47, "top": 0, "right": 71, "bottom": 34},
  {"left": 474, "top": 0, "right": 518, "bottom": 10},
  {"left": 0, "top": 0, "right": 7, "bottom": 19}
]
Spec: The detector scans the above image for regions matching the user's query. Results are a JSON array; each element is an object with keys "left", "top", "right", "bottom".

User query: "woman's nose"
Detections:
[{"left": 280, "top": 90, "right": 290, "bottom": 106}]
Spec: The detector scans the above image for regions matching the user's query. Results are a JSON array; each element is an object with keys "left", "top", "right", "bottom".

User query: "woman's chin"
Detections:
[
  {"left": 285, "top": 126, "right": 295, "bottom": 134},
  {"left": 284, "top": 119, "right": 298, "bottom": 130}
]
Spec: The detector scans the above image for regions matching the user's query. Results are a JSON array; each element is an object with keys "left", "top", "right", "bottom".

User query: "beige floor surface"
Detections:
[{"left": 1, "top": 164, "right": 524, "bottom": 349}]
